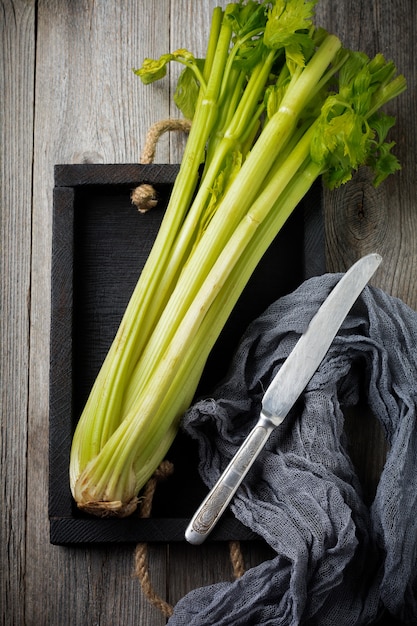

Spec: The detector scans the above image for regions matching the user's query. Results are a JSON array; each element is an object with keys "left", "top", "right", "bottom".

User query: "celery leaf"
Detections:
[
  {"left": 226, "top": 0, "right": 269, "bottom": 70},
  {"left": 264, "top": 0, "right": 317, "bottom": 66},
  {"left": 367, "top": 113, "right": 402, "bottom": 186},
  {"left": 134, "top": 49, "right": 204, "bottom": 87},
  {"left": 174, "top": 60, "right": 205, "bottom": 120}
]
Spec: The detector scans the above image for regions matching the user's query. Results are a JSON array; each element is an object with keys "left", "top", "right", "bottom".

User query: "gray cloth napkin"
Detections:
[{"left": 168, "top": 273, "right": 417, "bottom": 625}]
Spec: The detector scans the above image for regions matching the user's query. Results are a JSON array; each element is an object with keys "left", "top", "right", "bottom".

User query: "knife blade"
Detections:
[{"left": 185, "top": 253, "right": 382, "bottom": 544}]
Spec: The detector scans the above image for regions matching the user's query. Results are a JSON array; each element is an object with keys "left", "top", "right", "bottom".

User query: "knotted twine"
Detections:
[
  {"left": 131, "top": 118, "right": 192, "bottom": 213},
  {"left": 133, "top": 460, "right": 245, "bottom": 618},
  {"left": 165, "top": 273, "right": 417, "bottom": 625},
  {"left": 132, "top": 119, "right": 246, "bottom": 615},
  {"left": 134, "top": 461, "right": 175, "bottom": 618}
]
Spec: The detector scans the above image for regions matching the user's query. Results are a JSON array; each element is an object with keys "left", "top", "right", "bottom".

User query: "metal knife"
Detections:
[{"left": 185, "top": 253, "right": 382, "bottom": 544}]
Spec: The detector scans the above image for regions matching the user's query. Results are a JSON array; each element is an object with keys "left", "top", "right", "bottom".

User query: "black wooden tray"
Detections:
[{"left": 49, "top": 163, "right": 325, "bottom": 544}]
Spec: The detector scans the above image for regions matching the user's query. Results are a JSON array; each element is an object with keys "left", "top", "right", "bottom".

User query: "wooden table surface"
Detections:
[{"left": 2, "top": 1, "right": 416, "bottom": 624}]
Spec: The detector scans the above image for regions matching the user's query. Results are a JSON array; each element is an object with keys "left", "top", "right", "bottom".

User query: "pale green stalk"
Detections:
[
  {"left": 71, "top": 4, "right": 404, "bottom": 514},
  {"left": 72, "top": 111, "right": 327, "bottom": 504},
  {"left": 73, "top": 135, "right": 325, "bottom": 507},
  {"left": 120, "top": 35, "right": 341, "bottom": 413},
  {"left": 72, "top": 32, "right": 343, "bottom": 508},
  {"left": 147, "top": 50, "right": 278, "bottom": 311},
  {"left": 122, "top": 122, "right": 319, "bottom": 417},
  {"left": 70, "top": 7, "right": 232, "bottom": 473}
]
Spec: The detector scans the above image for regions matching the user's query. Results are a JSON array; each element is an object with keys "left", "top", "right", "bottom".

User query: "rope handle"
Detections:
[
  {"left": 134, "top": 461, "right": 175, "bottom": 618},
  {"left": 133, "top": 460, "right": 246, "bottom": 618},
  {"left": 131, "top": 118, "right": 192, "bottom": 213}
]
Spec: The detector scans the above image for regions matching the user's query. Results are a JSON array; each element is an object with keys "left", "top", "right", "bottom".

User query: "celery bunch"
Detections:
[{"left": 69, "top": 0, "right": 406, "bottom": 516}]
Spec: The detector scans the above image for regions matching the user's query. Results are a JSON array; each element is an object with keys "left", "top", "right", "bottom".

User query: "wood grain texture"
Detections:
[
  {"left": 315, "top": 0, "right": 417, "bottom": 307},
  {"left": 1, "top": 0, "right": 416, "bottom": 624},
  {"left": 0, "top": 1, "right": 35, "bottom": 624}
]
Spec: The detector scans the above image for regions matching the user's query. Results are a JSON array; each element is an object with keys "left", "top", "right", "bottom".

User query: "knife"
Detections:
[{"left": 185, "top": 253, "right": 382, "bottom": 544}]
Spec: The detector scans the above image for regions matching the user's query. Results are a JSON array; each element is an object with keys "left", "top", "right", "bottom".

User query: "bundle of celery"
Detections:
[{"left": 69, "top": 0, "right": 405, "bottom": 516}]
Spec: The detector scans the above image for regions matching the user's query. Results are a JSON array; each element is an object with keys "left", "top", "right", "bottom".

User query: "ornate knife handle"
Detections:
[{"left": 185, "top": 416, "right": 275, "bottom": 545}]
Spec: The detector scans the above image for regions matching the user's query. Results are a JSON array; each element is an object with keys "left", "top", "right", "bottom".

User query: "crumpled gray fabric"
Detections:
[{"left": 168, "top": 273, "right": 417, "bottom": 625}]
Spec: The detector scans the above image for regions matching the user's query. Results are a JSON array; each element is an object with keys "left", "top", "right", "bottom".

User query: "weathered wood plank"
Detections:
[
  {"left": 168, "top": 540, "right": 275, "bottom": 608},
  {"left": 0, "top": 1, "right": 35, "bottom": 624},
  {"left": 315, "top": 0, "right": 417, "bottom": 307}
]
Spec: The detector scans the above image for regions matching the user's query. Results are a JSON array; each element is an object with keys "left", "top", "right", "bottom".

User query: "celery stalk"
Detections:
[
  {"left": 72, "top": 7, "right": 234, "bottom": 460},
  {"left": 69, "top": 0, "right": 405, "bottom": 516}
]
